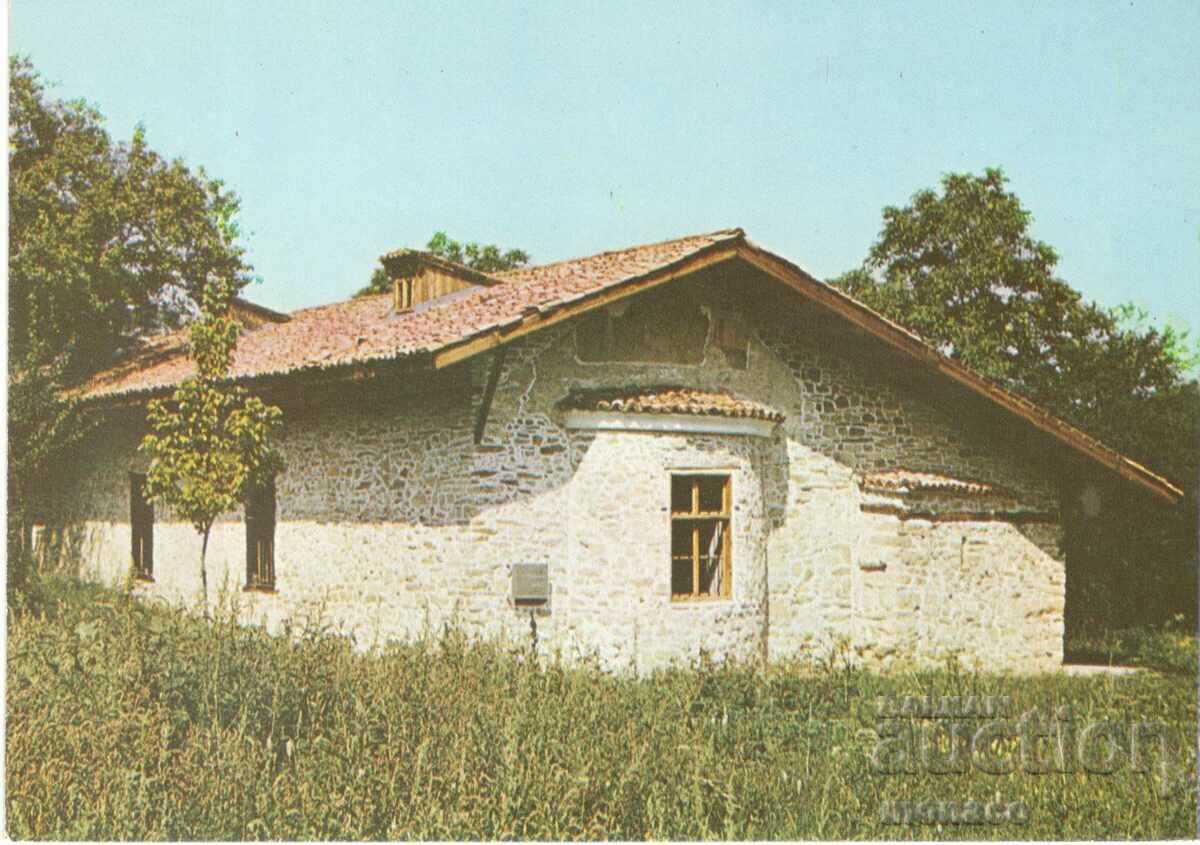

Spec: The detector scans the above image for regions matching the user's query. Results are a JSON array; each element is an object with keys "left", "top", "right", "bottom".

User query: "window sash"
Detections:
[{"left": 670, "top": 475, "right": 731, "bottom": 601}]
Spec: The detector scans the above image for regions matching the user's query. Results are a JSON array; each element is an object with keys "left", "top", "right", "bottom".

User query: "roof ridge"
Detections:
[
  {"left": 285, "top": 290, "right": 391, "bottom": 317},
  {"left": 498, "top": 227, "right": 745, "bottom": 280},
  {"left": 285, "top": 228, "right": 746, "bottom": 314}
]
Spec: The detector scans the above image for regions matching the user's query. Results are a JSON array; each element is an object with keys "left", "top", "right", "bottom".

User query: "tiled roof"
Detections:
[
  {"left": 859, "top": 470, "right": 998, "bottom": 496},
  {"left": 77, "top": 228, "right": 743, "bottom": 401},
  {"left": 69, "top": 225, "right": 1182, "bottom": 503},
  {"left": 559, "top": 387, "right": 786, "bottom": 422}
]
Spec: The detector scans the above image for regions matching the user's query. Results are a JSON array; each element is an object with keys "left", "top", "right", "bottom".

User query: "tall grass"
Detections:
[
  {"left": 7, "top": 577, "right": 1197, "bottom": 840},
  {"left": 1065, "top": 618, "right": 1198, "bottom": 674}
]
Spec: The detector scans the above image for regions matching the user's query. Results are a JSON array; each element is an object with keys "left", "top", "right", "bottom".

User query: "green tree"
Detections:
[
  {"left": 355, "top": 231, "right": 529, "bottom": 296},
  {"left": 7, "top": 56, "right": 253, "bottom": 583},
  {"left": 139, "top": 277, "right": 282, "bottom": 615},
  {"left": 831, "top": 167, "right": 1195, "bottom": 459},
  {"left": 6, "top": 360, "right": 90, "bottom": 593},
  {"left": 835, "top": 168, "right": 1102, "bottom": 397},
  {"left": 834, "top": 167, "right": 1199, "bottom": 627},
  {"left": 9, "top": 57, "right": 251, "bottom": 373}
]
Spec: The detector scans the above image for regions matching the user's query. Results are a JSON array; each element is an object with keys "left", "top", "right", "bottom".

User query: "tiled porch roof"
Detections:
[{"left": 559, "top": 387, "right": 786, "bottom": 422}]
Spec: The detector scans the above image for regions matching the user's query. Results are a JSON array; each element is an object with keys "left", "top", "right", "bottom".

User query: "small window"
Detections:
[
  {"left": 129, "top": 473, "right": 154, "bottom": 580},
  {"left": 670, "top": 474, "right": 731, "bottom": 601},
  {"left": 394, "top": 278, "right": 414, "bottom": 312},
  {"left": 245, "top": 479, "right": 276, "bottom": 591}
]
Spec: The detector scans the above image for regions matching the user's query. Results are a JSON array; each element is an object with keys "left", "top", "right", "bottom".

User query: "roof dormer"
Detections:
[{"left": 380, "top": 248, "right": 502, "bottom": 312}]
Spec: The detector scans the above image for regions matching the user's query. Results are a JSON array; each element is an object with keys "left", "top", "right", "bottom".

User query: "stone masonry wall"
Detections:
[{"left": 51, "top": 266, "right": 1066, "bottom": 671}]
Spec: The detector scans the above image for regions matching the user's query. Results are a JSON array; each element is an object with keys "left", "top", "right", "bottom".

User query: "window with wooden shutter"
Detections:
[
  {"left": 670, "top": 474, "right": 732, "bottom": 601},
  {"left": 245, "top": 479, "right": 276, "bottom": 591},
  {"left": 129, "top": 473, "right": 154, "bottom": 580}
]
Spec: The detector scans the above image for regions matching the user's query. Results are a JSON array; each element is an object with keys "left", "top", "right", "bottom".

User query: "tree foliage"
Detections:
[
  {"left": 6, "top": 360, "right": 92, "bottom": 592},
  {"left": 7, "top": 56, "right": 256, "bottom": 584},
  {"left": 425, "top": 231, "right": 530, "bottom": 273},
  {"left": 9, "top": 56, "right": 252, "bottom": 373},
  {"left": 140, "top": 277, "right": 283, "bottom": 611},
  {"left": 833, "top": 167, "right": 1199, "bottom": 625},
  {"left": 355, "top": 231, "right": 529, "bottom": 296},
  {"left": 832, "top": 168, "right": 1196, "bottom": 466}
]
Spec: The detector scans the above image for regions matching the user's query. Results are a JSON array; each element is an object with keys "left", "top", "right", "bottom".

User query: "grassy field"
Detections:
[{"left": 6, "top": 577, "right": 1197, "bottom": 840}]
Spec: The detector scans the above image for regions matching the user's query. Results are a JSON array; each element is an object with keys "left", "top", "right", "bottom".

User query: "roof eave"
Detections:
[
  {"left": 732, "top": 240, "right": 1184, "bottom": 504},
  {"left": 77, "top": 350, "right": 439, "bottom": 411}
]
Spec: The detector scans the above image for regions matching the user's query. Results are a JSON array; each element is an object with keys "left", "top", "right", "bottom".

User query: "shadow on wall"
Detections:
[{"left": 31, "top": 522, "right": 98, "bottom": 580}]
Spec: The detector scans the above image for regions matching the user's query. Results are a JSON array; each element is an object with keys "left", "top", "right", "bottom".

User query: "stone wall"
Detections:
[{"left": 49, "top": 267, "right": 1067, "bottom": 671}]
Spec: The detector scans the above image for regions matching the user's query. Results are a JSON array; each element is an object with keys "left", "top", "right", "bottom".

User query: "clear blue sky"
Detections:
[{"left": 11, "top": 1, "right": 1199, "bottom": 329}]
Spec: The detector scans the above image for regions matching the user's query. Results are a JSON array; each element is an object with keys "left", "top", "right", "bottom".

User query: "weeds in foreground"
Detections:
[
  {"left": 6, "top": 577, "right": 1198, "bottom": 840},
  {"left": 1064, "top": 616, "right": 1198, "bottom": 674}
]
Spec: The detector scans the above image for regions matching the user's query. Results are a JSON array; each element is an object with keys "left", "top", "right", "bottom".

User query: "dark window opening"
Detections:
[
  {"left": 129, "top": 473, "right": 154, "bottom": 580},
  {"left": 670, "top": 474, "right": 731, "bottom": 601},
  {"left": 394, "top": 277, "right": 414, "bottom": 311},
  {"left": 245, "top": 479, "right": 276, "bottom": 591}
]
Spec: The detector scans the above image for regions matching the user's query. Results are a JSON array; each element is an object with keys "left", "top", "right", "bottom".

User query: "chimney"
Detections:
[{"left": 379, "top": 249, "right": 502, "bottom": 313}]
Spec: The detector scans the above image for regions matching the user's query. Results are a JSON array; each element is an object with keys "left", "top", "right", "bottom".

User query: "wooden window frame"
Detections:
[
  {"left": 670, "top": 473, "right": 732, "bottom": 602},
  {"left": 393, "top": 277, "right": 413, "bottom": 312},
  {"left": 129, "top": 472, "right": 154, "bottom": 581},
  {"left": 245, "top": 479, "right": 276, "bottom": 592}
]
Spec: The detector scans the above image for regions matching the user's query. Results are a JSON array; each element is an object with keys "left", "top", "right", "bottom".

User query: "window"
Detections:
[
  {"left": 245, "top": 479, "right": 276, "bottom": 591},
  {"left": 129, "top": 473, "right": 154, "bottom": 580},
  {"left": 670, "top": 474, "right": 731, "bottom": 601},
  {"left": 393, "top": 277, "right": 413, "bottom": 311}
]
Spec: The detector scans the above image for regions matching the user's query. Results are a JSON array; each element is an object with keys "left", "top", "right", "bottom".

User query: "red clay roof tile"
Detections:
[{"left": 859, "top": 470, "right": 999, "bottom": 496}]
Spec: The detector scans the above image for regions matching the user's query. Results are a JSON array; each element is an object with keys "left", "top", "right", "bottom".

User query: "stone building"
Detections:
[{"left": 53, "top": 229, "right": 1181, "bottom": 672}]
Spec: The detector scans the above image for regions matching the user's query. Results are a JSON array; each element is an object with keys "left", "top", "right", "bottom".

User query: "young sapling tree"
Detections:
[{"left": 139, "top": 276, "right": 282, "bottom": 615}]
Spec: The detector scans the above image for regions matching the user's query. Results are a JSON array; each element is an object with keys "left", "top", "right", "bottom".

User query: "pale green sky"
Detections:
[{"left": 11, "top": 1, "right": 1199, "bottom": 333}]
